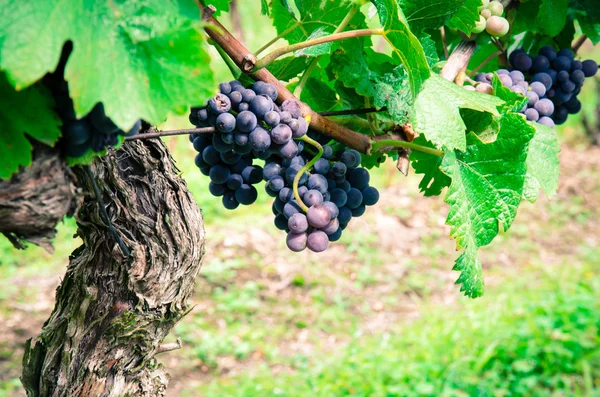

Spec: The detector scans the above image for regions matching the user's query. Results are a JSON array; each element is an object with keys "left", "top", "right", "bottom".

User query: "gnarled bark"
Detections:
[
  {"left": 21, "top": 138, "right": 205, "bottom": 396},
  {"left": 0, "top": 144, "right": 75, "bottom": 251}
]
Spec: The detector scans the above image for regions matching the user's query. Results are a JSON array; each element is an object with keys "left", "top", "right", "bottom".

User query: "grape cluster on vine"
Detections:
[
  {"left": 471, "top": 0, "right": 509, "bottom": 37},
  {"left": 473, "top": 46, "right": 598, "bottom": 128},
  {"left": 188, "top": 81, "right": 379, "bottom": 253}
]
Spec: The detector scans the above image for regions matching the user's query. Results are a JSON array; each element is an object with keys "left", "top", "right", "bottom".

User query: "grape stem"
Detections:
[
  {"left": 293, "top": 134, "right": 323, "bottom": 213},
  {"left": 573, "top": 35, "right": 588, "bottom": 53},
  {"left": 125, "top": 127, "right": 215, "bottom": 141},
  {"left": 255, "top": 28, "right": 385, "bottom": 70},
  {"left": 371, "top": 139, "right": 444, "bottom": 157},
  {"left": 440, "top": 27, "right": 449, "bottom": 59}
]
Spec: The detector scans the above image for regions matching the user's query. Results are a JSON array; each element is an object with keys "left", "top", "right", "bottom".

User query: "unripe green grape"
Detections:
[
  {"left": 478, "top": 0, "right": 490, "bottom": 11},
  {"left": 486, "top": 16, "right": 509, "bottom": 37},
  {"left": 481, "top": 9, "right": 492, "bottom": 19},
  {"left": 476, "top": 83, "right": 493, "bottom": 95},
  {"left": 471, "top": 15, "right": 487, "bottom": 34},
  {"left": 488, "top": 1, "right": 504, "bottom": 16}
]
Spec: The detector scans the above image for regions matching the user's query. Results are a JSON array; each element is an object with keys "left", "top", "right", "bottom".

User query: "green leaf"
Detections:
[
  {"left": 522, "top": 122, "right": 560, "bottom": 202},
  {"left": 410, "top": 135, "right": 451, "bottom": 196},
  {"left": 294, "top": 27, "right": 333, "bottom": 57},
  {"left": 266, "top": 57, "right": 312, "bottom": 81},
  {"left": 491, "top": 74, "right": 528, "bottom": 114},
  {"left": 445, "top": 0, "right": 481, "bottom": 34},
  {"left": 300, "top": 77, "right": 341, "bottom": 112},
  {"left": 400, "top": 0, "right": 473, "bottom": 33},
  {"left": 371, "top": 0, "right": 431, "bottom": 97},
  {"left": 535, "top": 0, "right": 568, "bottom": 37},
  {"left": 441, "top": 113, "right": 535, "bottom": 297},
  {"left": 374, "top": 67, "right": 412, "bottom": 125},
  {"left": 0, "top": 0, "right": 214, "bottom": 129},
  {"left": 0, "top": 74, "right": 62, "bottom": 179},
  {"left": 571, "top": 0, "right": 600, "bottom": 44},
  {"left": 206, "top": 0, "right": 231, "bottom": 15},
  {"left": 412, "top": 74, "right": 503, "bottom": 151},
  {"left": 261, "top": 0, "right": 270, "bottom": 16}
]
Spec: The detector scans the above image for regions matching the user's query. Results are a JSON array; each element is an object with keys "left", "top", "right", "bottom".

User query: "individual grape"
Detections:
[
  {"left": 234, "top": 133, "right": 249, "bottom": 146},
  {"left": 193, "top": 135, "right": 209, "bottom": 152},
  {"left": 511, "top": 52, "right": 532, "bottom": 72},
  {"left": 525, "top": 108, "right": 540, "bottom": 122},
  {"left": 298, "top": 186, "right": 308, "bottom": 198},
  {"left": 195, "top": 153, "right": 208, "bottom": 169},
  {"left": 530, "top": 56, "right": 550, "bottom": 73},
  {"left": 546, "top": 89, "right": 555, "bottom": 99},
  {"left": 63, "top": 119, "right": 92, "bottom": 145},
  {"left": 499, "top": 74, "right": 513, "bottom": 87},
  {"left": 570, "top": 70, "right": 585, "bottom": 84},
  {"left": 538, "top": 46, "right": 557, "bottom": 61},
  {"left": 487, "top": 1, "right": 503, "bottom": 15},
  {"left": 279, "top": 187, "right": 294, "bottom": 203},
  {"left": 202, "top": 145, "right": 221, "bottom": 165},
  {"left": 479, "top": 0, "right": 489, "bottom": 11},
  {"left": 553, "top": 89, "right": 572, "bottom": 105},
  {"left": 328, "top": 227, "right": 342, "bottom": 242},
  {"left": 208, "top": 93, "right": 231, "bottom": 114},
  {"left": 525, "top": 91, "right": 539, "bottom": 108},
  {"left": 236, "top": 111, "right": 258, "bottom": 133},
  {"left": 241, "top": 166, "right": 263, "bottom": 184},
  {"left": 288, "top": 213, "right": 309, "bottom": 233},
  {"left": 303, "top": 190, "right": 324, "bottom": 207},
  {"left": 274, "top": 197, "right": 286, "bottom": 214},
  {"left": 516, "top": 81, "right": 529, "bottom": 90},
  {"left": 263, "top": 162, "right": 282, "bottom": 181},
  {"left": 209, "top": 164, "right": 231, "bottom": 184},
  {"left": 199, "top": 166, "right": 210, "bottom": 177},
  {"left": 351, "top": 205, "right": 366, "bottom": 217},
  {"left": 337, "top": 206, "right": 352, "bottom": 225},
  {"left": 529, "top": 81, "right": 546, "bottom": 97},
  {"left": 307, "top": 204, "right": 331, "bottom": 228},
  {"left": 471, "top": 15, "right": 486, "bottom": 34},
  {"left": 538, "top": 116, "right": 555, "bottom": 128},
  {"left": 265, "top": 185, "right": 278, "bottom": 198},
  {"left": 279, "top": 140, "right": 299, "bottom": 159},
  {"left": 308, "top": 174, "right": 328, "bottom": 194},
  {"left": 279, "top": 111, "right": 292, "bottom": 124},
  {"left": 564, "top": 97, "right": 581, "bottom": 114},
  {"left": 274, "top": 214, "right": 289, "bottom": 231},
  {"left": 222, "top": 191, "right": 239, "bottom": 210},
  {"left": 267, "top": 175, "right": 285, "bottom": 192},
  {"left": 220, "top": 150, "right": 241, "bottom": 165},
  {"left": 216, "top": 112, "right": 236, "bottom": 133},
  {"left": 571, "top": 60, "right": 583, "bottom": 71},
  {"left": 534, "top": 99, "right": 554, "bottom": 117},
  {"left": 254, "top": 83, "right": 278, "bottom": 101},
  {"left": 546, "top": 69, "right": 557, "bottom": 82},
  {"left": 249, "top": 95, "right": 274, "bottom": 118},
  {"left": 234, "top": 143, "right": 253, "bottom": 155},
  {"left": 235, "top": 184, "right": 258, "bottom": 205},
  {"left": 361, "top": 186, "right": 379, "bottom": 206},
  {"left": 219, "top": 82, "right": 232, "bottom": 95},
  {"left": 553, "top": 106, "right": 568, "bottom": 125},
  {"left": 509, "top": 70, "right": 525, "bottom": 82},
  {"left": 285, "top": 164, "right": 308, "bottom": 185},
  {"left": 264, "top": 111, "right": 280, "bottom": 127},
  {"left": 474, "top": 73, "right": 488, "bottom": 83},
  {"left": 322, "top": 218, "right": 340, "bottom": 235},
  {"left": 286, "top": 232, "right": 307, "bottom": 252},
  {"left": 280, "top": 99, "right": 301, "bottom": 119},
  {"left": 509, "top": 49, "right": 525, "bottom": 65},
  {"left": 511, "top": 85, "right": 526, "bottom": 95},
  {"left": 249, "top": 127, "right": 271, "bottom": 151},
  {"left": 476, "top": 83, "right": 493, "bottom": 95},
  {"left": 322, "top": 145, "right": 333, "bottom": 159},
  {"left": 346, "top": 188, "right": 363, "bottom": 209},
  {"left": 332, "top": 162, "right": 347, "bottom": 178},
  {"left": 209, "top": 182, "right": 227, "bottom": 196},
  {"left": 221, "top": 133, "right": 235, "bottom": 145},
  {"left": 238, "top": 103, "right": 250, "bottom": 112},
  {"left": 307, "top": 231, "right": 329, "bottom": 253},
  {"left": 561, "top": 80, "right": 576, "bottom": 93},
  {"left": 241, "top": 88, "right": 256, "bottom": 103},
  {"left": 323, "top": 201, "right": 339, "bottom": 220},
  {"left": 291, "top": 117, "right": 308, "bottom": 138},
  {"left": 283, "top": 200, "right": 302, "bottom": 218},
  {"left": 552, "top": 56, "right": 571, "bottom": 71},
  {"left": 532, "top": 73, "right": 553, "bottom": 90},
  {"left": 89, "top": 103, "right": 120, "bottom": 134},
  {"left": 231, "top": 158, "right": 249, "bottom": 174},
  {"left": 212, "top": 133, "right": 233, "bottom": 153},
  {"left": 557, "top": 48, "right": 575, "bottom": 60},
  {"left": 557, "top": 70, "right": 570, "bottom": 83},
  {"left": 347, "top": 168, "right": 370, "bottom": 190},
  {"left": 230, "top": 80, "right": 244, "bottom": 91},
  {"left": 313, "top": 158, "right": 331, "bottom": 175},
  {"left": 582, "top": 60, "right": 598, "bottom": 77},
  {"left": 340, "top": 150, "right": 360, "bottom": 168},
  {"left": 271, "top": 124, "right": 292, "bottom": 145},
  {"left": 197, "top": 108, "right": 209, "bottom": 123},
  {"left": 330, "top": 188, "right": 348, "bottom": 207},
  {"left": 226, "top": 174, "right": 244, "bottom": 190}
]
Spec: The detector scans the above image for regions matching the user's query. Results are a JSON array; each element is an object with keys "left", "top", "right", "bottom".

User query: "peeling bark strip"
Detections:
[
  {"left": 0, "top": 144, "right": 75, "bottom": 252},
  {"left": 22, "top": 139, "right": 206, "bottom": 396}
]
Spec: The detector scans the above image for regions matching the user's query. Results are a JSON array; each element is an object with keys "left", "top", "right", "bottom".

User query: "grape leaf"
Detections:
[
  {"left": 0, "top": 0, "right": 214, "bottom": 129},
  {"left": 267, "top": 57, "right": 312, "bottom": 81},
  {"left": 410, "top": 135, "right": 451, "bottom": 196},
  {"left": 371, "top": 0, "right": 431, "bottom": 97},
  {"left": 294, "top": 27, "right": 333, "bottom": 57},
  {"left": 535, "top": 0, "right": 568, "bottom": 37},
  {"left": 522, "top": 122, "right": 560, "bottom": 202},
  {"left": 571, "top": 0, "right": 600, "bottom": 44},
  {"left": 441, "top": 113, "right": 535, "bottom": 297},
  {"left": 445, "top": 0, "right": 481, "bottom": 34},
  {"left": 491, "top": 74, "right": 528, "bottom": 114},
  {"left": 400, "top": 0, "right": 474, "bottom": 33},
  {"left": 412, "top": 74, "right": 503, "bottom": 151},
  {"left": 300, "top": 77, "right": 341, "bottom": 112},
  {"left": 374, "top": 67, "right": 412, "bottom": 125},
  {"left": 261, "top": 0, "right": 270, "bottom": 16},
  {"left": 0, "top": 74, "right": 62, "bottom": 179}
]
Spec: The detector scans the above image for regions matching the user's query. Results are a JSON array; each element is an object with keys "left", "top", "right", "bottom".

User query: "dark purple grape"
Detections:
[
  {"left": 570, "top": 70, "right": 585, "bottom": 84},
  {"left": 538, "top": 116, "right": 555, "bottom": 128},
  {"left": 89, "top": 103, "right": 120, "bottom": 134},
  {"left": 63, "top": 119, "right": 92, "bottom": 145},
  {"left": 234, "top": 133, "right": 249, "bottom": 146},
  {"left": 351, "top": 204, "right": 366, "bottom": 217},
  {"left": 512, "top": 53, "right": 532, "bottom": 72},
  {"left": 279, "top": 111, "right": 292, "bottom": 124},
  {"left": 288, "top": 213, "right": 308, "bottom": 233},
  {"left": 199, "top": 166, "right": 210, "bottom": 177},
  {"left": 279, "top": 187, "right": 293, "bottom": 203},
  {"left": 347, "top": 168, "right": 370, "bottom": 190},
  {"left": 231, "top": 158, "right": 250, "bottom": 174},
  {"left": 220, "top": 150, "right": 241, "bottom": 165},
  {"left": 338, "top": 180, "right": 351, "bottom": 193},
  {"left": 553, "top": 106, "right": 568, "bottom": 125},
  {"left": 274, "top": 214, "right": 288, "bottom": 231},
  {"left": 338, "top": 206, "right": 352, "bottom": 225},
  {"left": 221, "top": 133, "right": 235, "bottom": 145},
  {"left": 530, "top": 55, "right": 549, "bottom": 73},
  {"left": 283, "top": 200, "right": 302, "bottom": 219},
  {"left": 307, "top": 231, "right": 329, "bottom": 252},
  {"left": 303, "top": 190, "right": 324, "bottom": 207},
  {"left": 209, "top": 164, "right": 231, "bottom": 184},
  {"left": 249, "top": 127, "right": 271, "bottom": 151},
  {"left": 291, "top": 117, "right": 308, "bottom": 138},
  {"left": 208, "top": 93, "right": 231, "bottom": 114},
  {"left": 564, "top": 97, "right": 581, "bottom": 114},
  {"left": 328, "top": 228, "right": 342, "bottom": 242},
  {"left": 557, "top": 70, "right": 570, "bottom": 83},
  {"left": 332, "top": 162, "right": 347, "bottom": 178},
  {"left": 307, "top": 205, "right": 331, "bottom": 228},
  {"left": 234, "top": 143, "right": 253, "bottom": 155},
  {"left": 230, "top": 80, "right": 244, "bottom": 91},
  {"left": 322, "top": 145, "right": 333, "bottom": 159},
  {"left": 212, "top": 133, "right": 233, "bottom": 153},
  {"left": 287, "top": 232, "right": 307, "bottom": 252},
  {"left": 222, "top": 191, "right": 239, "bottom": 210},
  {"left": 561, "top": 81, "right": 576, "bottom": 93},
  {"left": 267, "top": 175, "right": 285, "bottom": 192},
  {"left": 236, "top": 111, "right": 258, "bottom": 133},
  {"left": 509, "top": 49, "right": 525, "bottom": 65},
  {"left": 193, "top": 135, "right": 209, "bottom": 152},
  {"left": 219, "top": 82, "right": 232, "bottom": 95},
  {"left": 263, "top": 162, "right": 282, "bottom": 181},
  {"left": 239, "top": 103, "right": 250, "bottom": 112},
  {"left": 285, "top": 164, "right": 308, "bottom": 185},
  {"left": 346, "top": 188, "right": 363, "bottom": 209},
  {"left": 582, "top": 60, "right": 598, "bottom": 77},
  {"left": 216, "top": 113, "right": 236, "bottom": 133},
  {"left": 534, "top": 99, "right": 554, "bottom": 117},
  {"left": 241, "top": 88, "right": 256, "bottom": 103},
  {"left": 195, "top": 153, "right": 208, "bottom": 168},
  {"left": 241, "top": 165, "right": 263, "bottom": 184},
  {"left": 553, "top": 89, "right": 572, "bottom": 104},
  {"left": 571, "top": 60, "right": 582, "bottom": 71},
  {"left": 361, "top": 186, "right": 379, "bottom": 206},
  {"left": 322, "top": 218, "right": 340, "bottom": 235},
  {"left": 279, "top": 140, "right": 299, "bottom": 159},
  {"left": 552, "top": 56, "right": 571, "bottom": 71},
  {"left": 249, "top": 95, "right": 274, "bottom": 118},
  {"left": 264, "top": 111, "right": 280, "bottom": 127},
  {"left": 557, "top": 48, "right": 574, "bottom": 60},
  {"left": 298, "top": 186, "right": 308, "bottom": 198},
  {"left": 226, "top": 174, "right": 243, "bottom": 190},
  {"left": 313, "top": 158, "right": 331, "bottom": 175},
  {"left": 271, "top": 124, "right": 292, "bottom": 144},
  {"left": 533, "top": 73, "right": 552, "bottom": 90},
  {"left": 202, "top": 145, "right": 221, "bottom": 165},
  {"left": 538, "top": 46, "right": 556, "bottom": 61},
  {"left": 525, "top": 108, "right": 539, "bottom": 122},
  {"left": 274, "top": 197, "right": 285, "bottom": 214},
  {"left": 235, "top": 184, "right": 258, "bottom": 205},
  {"left": 280, "top": 99, "right": 301, "bottom": 119},
  {"left": 330, "top": 188, "right": 348, "bottom": 207},
  {"left": 308, "top": 174, "right": 328, "bottom": 194},
  {"left": 209, "top": 182, "right": 227, "bottom": 196}
]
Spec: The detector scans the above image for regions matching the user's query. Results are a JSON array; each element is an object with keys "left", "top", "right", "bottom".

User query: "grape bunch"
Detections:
[
  {"left": 471, "top": 0, "right": 509, "bottom": 38},
  {"left": 188, "top": 81, "right": 379, "bottom": 253},
  {"left": 473, "top": 46, "right": 598, "bottom": 128},
  {"left": 44, "top": 45, "right": 141, "bottom": 158}
]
